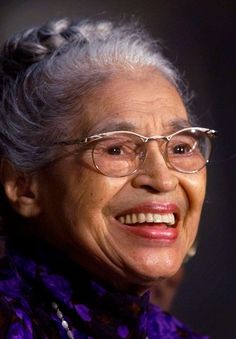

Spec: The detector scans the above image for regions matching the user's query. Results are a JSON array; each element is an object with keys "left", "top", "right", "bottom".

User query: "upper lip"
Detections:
[{"left": 115, "top": 202, "right": 180, "bottom": 220}]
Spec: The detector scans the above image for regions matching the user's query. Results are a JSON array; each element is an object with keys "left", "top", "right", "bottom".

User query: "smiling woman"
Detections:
[{"left": 0, "top": 17, "right": 215, "bottom": 338}]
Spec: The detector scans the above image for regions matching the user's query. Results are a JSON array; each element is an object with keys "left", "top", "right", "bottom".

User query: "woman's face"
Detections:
[{"left": 35, "top": 70, "right": 206, "bottom": 293}]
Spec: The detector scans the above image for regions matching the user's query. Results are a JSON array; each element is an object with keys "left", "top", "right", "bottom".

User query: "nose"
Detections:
[{"left": 132, "top": 142, "right": 179, "bottom": 192}]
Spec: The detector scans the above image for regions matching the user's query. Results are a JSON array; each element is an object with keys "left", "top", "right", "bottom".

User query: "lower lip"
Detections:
[{"left": 120, "top": 223, "right": 178, "bottom": 242}]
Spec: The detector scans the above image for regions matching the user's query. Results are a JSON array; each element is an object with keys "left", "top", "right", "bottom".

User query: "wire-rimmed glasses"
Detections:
[{"left": 56, "top": 127, "right": 217, "bottom": 177}]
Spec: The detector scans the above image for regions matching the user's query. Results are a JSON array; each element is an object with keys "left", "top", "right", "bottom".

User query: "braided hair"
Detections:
[{"left": 0, "top": 18, "right": 183, "bottom": 172}]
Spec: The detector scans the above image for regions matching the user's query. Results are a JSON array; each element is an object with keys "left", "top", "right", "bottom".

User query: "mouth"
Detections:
[
  {"left": 114, "top": 203, "right": 179, "bottom": 241},
  {"left": 117, "top": 212, "right": 176, "bottom": 227}
]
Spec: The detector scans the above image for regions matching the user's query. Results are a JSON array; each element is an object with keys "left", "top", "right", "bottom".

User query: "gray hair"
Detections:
[{"left": 0, "top": 18, "right": 189, "bottom": 172}]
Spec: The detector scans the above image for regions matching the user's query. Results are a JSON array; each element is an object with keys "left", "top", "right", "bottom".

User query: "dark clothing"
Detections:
[{"left": 0, "top": 237, "right": 209, "bottom": 338}]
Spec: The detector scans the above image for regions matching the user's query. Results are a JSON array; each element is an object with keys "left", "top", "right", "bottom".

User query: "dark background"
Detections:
[{"left": 0, "top": 1, "right": 235, "bottom": 338}]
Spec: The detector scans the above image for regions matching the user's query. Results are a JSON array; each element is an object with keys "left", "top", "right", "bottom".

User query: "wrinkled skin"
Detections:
[{"left": 30, "top": 70, "right": 206, "bottom": 294}]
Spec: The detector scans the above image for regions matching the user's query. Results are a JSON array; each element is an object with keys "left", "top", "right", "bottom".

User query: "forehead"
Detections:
[{"left": 82, "top": 70, "right": 189, "bottom": 136}]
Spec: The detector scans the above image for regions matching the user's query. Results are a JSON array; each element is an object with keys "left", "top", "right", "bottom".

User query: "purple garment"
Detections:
[{"left": 0, "top": 237, "right": 209, "bottom": 339}]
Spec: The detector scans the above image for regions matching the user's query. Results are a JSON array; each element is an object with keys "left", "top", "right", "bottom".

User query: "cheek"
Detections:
[
  {"left": 181, "top": 170, "right": 207, "bottom": 242},
  {"left": 187, "top": 170, "right": 207, "bottom": 210},
  {"left": 64, "top": 171, "right": 127, "bottom": 222},
  {"left": 61, "top": 174, "right": 128, "bottom": 256}
]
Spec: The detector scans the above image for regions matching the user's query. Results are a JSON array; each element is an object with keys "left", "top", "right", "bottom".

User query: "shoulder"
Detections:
[
  {"left": 0, "top": 243, "right": 34, "bottom": 338},
  {"left": 0, "top": 239, "right": 61, "bottom": 338},
  {"left": 0, "top": 295, "right": 34, "bottom": 339},
  {"left": 147, "top": 303, "right": 210, "bottom": 339},
  {"left": 0, "top": 294, "right": 62, "bottom": 339}
]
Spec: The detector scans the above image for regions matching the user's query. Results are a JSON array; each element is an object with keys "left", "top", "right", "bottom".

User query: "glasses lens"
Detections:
[
  {"left": 167, "top": 129, "right": 212, "bottom": 173},
  {"left": 92, "top": 133, "right": 144, "bottom": 177}
]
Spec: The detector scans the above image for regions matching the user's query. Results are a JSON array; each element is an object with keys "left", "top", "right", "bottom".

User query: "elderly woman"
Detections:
[{"left": 0, "top": 18, "right": 216, "bottom": 338}]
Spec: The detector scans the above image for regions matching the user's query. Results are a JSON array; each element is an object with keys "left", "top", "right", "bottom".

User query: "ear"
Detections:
[{"left": 0, "top": 159, "right": 41, "bottom": 218}]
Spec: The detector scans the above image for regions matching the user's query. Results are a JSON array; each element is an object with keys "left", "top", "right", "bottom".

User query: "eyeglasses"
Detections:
[{"left": 55, "top": 127, "right": 217, "bottom": 177}]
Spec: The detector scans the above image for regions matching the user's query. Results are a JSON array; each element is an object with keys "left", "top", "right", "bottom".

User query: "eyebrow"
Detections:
[
  {"left": 88, "top": 118, "right": 192, "bottom": 136},
  {"left": 168, "top": 119, "right": 192, "bottom": 132},
  {"left": 55, "top": 118, "right": 193, "bottom": 146},
  {"left": 88, "top": 121, "right": 136, "bottom": 135}
]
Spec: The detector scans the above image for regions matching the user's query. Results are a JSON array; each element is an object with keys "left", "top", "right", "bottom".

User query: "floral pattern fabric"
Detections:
[{"left": 0, "top": 237, "right": 209, "bottom": 339}]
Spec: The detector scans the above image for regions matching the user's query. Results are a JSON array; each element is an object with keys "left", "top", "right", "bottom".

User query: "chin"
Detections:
[{"left": 123, "top": 253, "right": 184, "bottom": 288}]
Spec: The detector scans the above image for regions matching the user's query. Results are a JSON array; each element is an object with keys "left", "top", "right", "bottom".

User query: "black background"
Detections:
[{"left": 0, "top": 1, "right": 235, "bottom": 338}]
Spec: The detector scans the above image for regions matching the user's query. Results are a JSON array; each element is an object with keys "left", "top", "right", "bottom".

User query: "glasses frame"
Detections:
[{"left": 55, "top": 127, "right": 217, "bottom": 177}]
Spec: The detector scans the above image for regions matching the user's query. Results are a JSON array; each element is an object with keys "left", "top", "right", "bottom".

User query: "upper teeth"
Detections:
[{"left": 118, "top": 213, "right": 175, "bottom": 225}]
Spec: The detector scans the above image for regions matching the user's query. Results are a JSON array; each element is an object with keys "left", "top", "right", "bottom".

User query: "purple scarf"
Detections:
[{"left": 0, "top": 236, "right": 209, "bottom": 338}]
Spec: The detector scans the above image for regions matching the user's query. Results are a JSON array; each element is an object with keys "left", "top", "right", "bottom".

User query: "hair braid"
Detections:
[{"left": 0, "top": 18, "right": 88, "bottom": 79}]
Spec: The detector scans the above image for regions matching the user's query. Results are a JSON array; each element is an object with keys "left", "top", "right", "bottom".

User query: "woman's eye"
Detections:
[
  {"left": 172, "top": 143, "right": 193, "bottom": 154},
  {"left": 96, "top": 138, "right": 140, "bottom": 158},
  {"left": 107, "top": 146, "right": 123, "bottom": 155}
]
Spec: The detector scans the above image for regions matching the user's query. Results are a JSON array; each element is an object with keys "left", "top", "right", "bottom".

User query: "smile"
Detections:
[{"left": 117, "top": 212, "right": 175, "bottom": 226}]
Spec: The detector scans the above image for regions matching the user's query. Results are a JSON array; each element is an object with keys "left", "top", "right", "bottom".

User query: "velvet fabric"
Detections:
[{"left": 0, "top": 236, "right": 209, "bottom": 339}]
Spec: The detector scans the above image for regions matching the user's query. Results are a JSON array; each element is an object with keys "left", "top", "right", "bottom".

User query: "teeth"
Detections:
[
  {"left": 132, "top": 214, "right": 138, "bottom": 223},
  {"left": 126, "top": 215, "right": 132, "bottom": 224},
  {"left": 146, "top": 213, "right": 153, "bottom": 222},
  {"left": 118, "top": 213, "right": 175, "bottom": 226},
  {"left": 153, "top": 214, "right": 162, "bottom": 223},
  {"left": 138, "top": 213, "right": 146, "bottom": 223},
  {"left": 119, "top": 216, "right": 125, "bottom": 224}
]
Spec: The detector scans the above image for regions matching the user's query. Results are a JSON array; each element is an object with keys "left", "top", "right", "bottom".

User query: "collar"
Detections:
[{"left": 4, "top": 237, "right": 150, "bottom": 338}]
